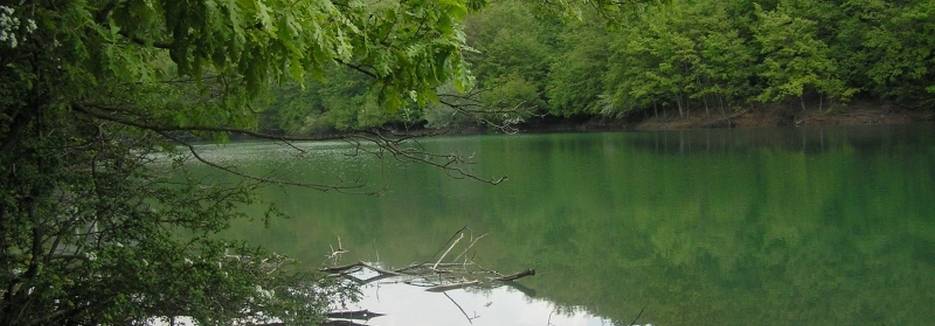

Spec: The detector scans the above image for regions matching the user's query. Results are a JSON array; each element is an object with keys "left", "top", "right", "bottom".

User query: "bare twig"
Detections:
[
  {"left": 442, "top": 291, "right": 478, "bottom": 324},
  {"left": 324, "top": 230, "right": 535, "bottom": 295},
  {"left": 627, "top": 305, "right": 646, "bottom": 326},
  {"left": 325, "top": 310, "right": 384, "bottom": 320},
  {"left": 433, "top": 232, "right": 464, "bottom": 270},
  {"left": 321, "top": 261, "right": 405, "bottom": 277},
  {"left": 327, "top": 235, "right": 349, "bottom": 263},
  {"left": 157, "top": 131, "right": 371, "bottom": 193},
  {"left": 453, "top": 233, "right": 488, "bottom": 262},
  {"left": 75, "top": 104, "right": 507, "bottom": 188}
]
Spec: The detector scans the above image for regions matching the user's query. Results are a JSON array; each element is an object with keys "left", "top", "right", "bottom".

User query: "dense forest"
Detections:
[
  {"left": 0, "top": 0, "right": 932, "bottom": 324},
  {"left": 260, "top": 0, "right": 934, "bottom": 133}
]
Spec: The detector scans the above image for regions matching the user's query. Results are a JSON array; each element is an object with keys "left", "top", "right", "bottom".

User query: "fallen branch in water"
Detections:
[
  {"left": 454, "top": 233, "right": 488, "bottom": 262},
  {"left": 426, "top": 280, "right": 481, "bottom": 292},
  {"left": 495, "top": 269, "right": 536, "bottom": 282},
  {"left": 320, "top": 261, "right": 403, "bottom": 276},
  {"left": 433, "top": 232, "right": 464, "bottom": 270},
  {"left": 325, "top": 310, "right": 384, "bottom": 320},
  {"left": 320, "top": 321, "right": 367, "bottom": 326},
  {"left": 443, "top": 291, "right": 480, "bottom": 324},
  {"left": 321, "top": 229, "right": 535, "bottom": 293},
  {"left": 627, "top": 305, "right": 647, "bottom": 326}
]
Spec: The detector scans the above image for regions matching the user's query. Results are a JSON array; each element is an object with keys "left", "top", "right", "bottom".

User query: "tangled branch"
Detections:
[{"left": 73, "top": 104, "right": 507, "bottom": 189}]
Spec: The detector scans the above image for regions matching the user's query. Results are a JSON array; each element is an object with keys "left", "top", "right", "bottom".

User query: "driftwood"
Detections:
[
  {"left": 253, "top": 311, "right": 381, "bottom": 326},
  {"left": 319, "top": 229, "right": 536, "bottom": 324},
  {"left": 325, "top": 310, "right": 384, "bottom": 320},
  {"left": 395, "top": 261, "right": 472, "bottom": 273},
  {"left": 320, "top": 261, "right": 403, "bottom": 276},
  {"left": 253, "top": 322, "right": 366, "bottom": 326},
  {"left": 627, "top": 306, "right": 647, "bottom": 326},
  {"left": 423, "top": 269, "right": 535, "bottom": 292},
  {"left": 442, "top": 291, "right": 480, "bottom": 324},
  {"left": 324, "top": 261, "right": 534, "bottom": 289},
  {"left": 323, "top": 229, "right": 534, "bottom": 292},
  {"left": 323, "top": 245, "right": 533, "bottom": 292},
  {"left": 321, "top": 321, "right": 367, "bottom": 326},
  {"left": 433, "top": 231, "right": 464, "bottom": 270},
  {"left": 426, "top": 280, "right": 481, "bottom": 292},
  {"left": 495, "top": 269, "right": 536, "bottom": 282}
]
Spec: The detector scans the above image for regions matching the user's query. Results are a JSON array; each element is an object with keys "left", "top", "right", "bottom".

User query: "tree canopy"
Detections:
[{"left": 260, "top": 0, "right": 933, "bottom": 132}]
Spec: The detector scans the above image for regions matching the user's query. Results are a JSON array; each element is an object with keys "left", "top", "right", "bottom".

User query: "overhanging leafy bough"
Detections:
[
  {"left": 74, "top": 103, "right": 507, "bottom": 190},
  {"left": 0, "top": 1, "right": 489, "bottom": 324}
]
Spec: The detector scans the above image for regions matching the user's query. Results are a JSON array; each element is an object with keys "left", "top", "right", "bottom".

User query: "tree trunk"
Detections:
[
  {"left": 819, "top": 94, "right": 824, "bottom": 112},
  {"left": 685, "top": 95, "right": 691, "bottom": 118},
  {"left": 703, "top": 95, "right": 710, "bottom": 116},
  {"left": 676, "top": 96, "right": 684, "bottom": 118},
  {"left": 718, "top": 94, "right": 726, "bottom": 117}
]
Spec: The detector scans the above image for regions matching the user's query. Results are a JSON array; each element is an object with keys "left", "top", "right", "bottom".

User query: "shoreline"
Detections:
[
  {"left": 386, "top": 103, "right": 934, "bottom": 138},
  {"left": 250, "top": 103, "right": 934, "bottom": 142},
  {"left": 510, "top": 102, "right": 934, "bottom": 134}
]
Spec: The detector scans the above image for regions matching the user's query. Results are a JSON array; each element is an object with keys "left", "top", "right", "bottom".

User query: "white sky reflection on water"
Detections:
[{"left": 339, "top": 280, "right": 615, "bottom": 326}]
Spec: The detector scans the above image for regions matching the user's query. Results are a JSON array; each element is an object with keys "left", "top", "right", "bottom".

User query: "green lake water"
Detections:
[{"left": 192, "top": 125, "right": 935, "bottom": 325}]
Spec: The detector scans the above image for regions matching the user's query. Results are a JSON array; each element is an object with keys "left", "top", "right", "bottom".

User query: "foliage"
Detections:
[
  {"left": 0, "top": 0, "right": 488, "bottom": 324},
  {"left": 752, "top": 3, "right": 852, "bottom": 106},
  {"left": 259, "top": 67, "right": 405, "bottom": 133},
  {"left": 262, "top": 0, "right": 931, "bottom": 132},
  {"left": 546, "top": 18, "right": 611, "bottom": 116}
]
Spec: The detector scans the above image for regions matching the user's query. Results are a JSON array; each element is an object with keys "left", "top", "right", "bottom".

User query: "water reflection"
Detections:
[
  {"left": 187, "top": 124, "right": 935, "bottom": 325},
  {"left": 341, "top": 280, "right": 615, "bottom": 326}
]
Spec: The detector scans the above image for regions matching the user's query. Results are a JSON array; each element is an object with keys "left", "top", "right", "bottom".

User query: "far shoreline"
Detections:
[
  {"left": 377, "top": 101, "right": 934, "bottom": 137},
  {"left": 240, "top": 101, "right": 934, "bottom": 143}
]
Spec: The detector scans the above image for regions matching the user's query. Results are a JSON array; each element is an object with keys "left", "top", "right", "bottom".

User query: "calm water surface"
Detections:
[{"left": 193, "top": 125, "right": 935, "bottom": 325}]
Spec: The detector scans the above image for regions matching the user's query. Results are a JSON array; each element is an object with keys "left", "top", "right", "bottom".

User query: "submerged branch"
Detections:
[
  {"left": 325, "top": 310, "right": 384, "bottom": 320},
  {"left": 433, "top": 232, "right": 464, "bottom": 270},
  {"left": 426, "top": 280, "right": 481, "bottom": 293},
  {"left": 442, "top": 292, "right": 479, "bottom": 324},
  {"left": 320, "top": 261, "right": 405, "bottom": 277},
  {"left": 627, "top": 305, "right": 647, "bottom": 326},
  {"left": 322, "top": 230, "right": 534, "bottom": 293},
  {"left": 494, "top": 269, "right": 536, "bottom": 282}
]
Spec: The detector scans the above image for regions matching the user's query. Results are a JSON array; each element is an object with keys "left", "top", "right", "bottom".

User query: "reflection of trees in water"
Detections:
[{"left": 211, "top": 129, "right": 935, "bottom": 325}]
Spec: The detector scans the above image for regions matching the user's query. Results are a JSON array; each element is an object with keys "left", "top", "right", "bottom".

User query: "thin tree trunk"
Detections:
[
  {"left": 676, "top": 96, "right": 684, "bottom": 118},
  {"left": 703, "top": 95, "right": 710, "bottom": 116},
  {"left": 718, "top": 94, "right": 726, "bottom": 117},
  {"left": 685, "top": 95, "right": 691, "bottom": 118},
  {"left": 819, "top": 94, "right": 824, "bottom": 112}
]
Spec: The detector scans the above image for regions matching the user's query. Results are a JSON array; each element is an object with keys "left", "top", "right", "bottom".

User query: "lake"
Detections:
[{"left": 191, "top": 125, "right": 935, "bottom": 325}]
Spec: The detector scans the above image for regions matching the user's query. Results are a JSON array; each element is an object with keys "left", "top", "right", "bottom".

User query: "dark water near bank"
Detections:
[{"left": 194, "top": 125, "right": 935, "bottom": 325}]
